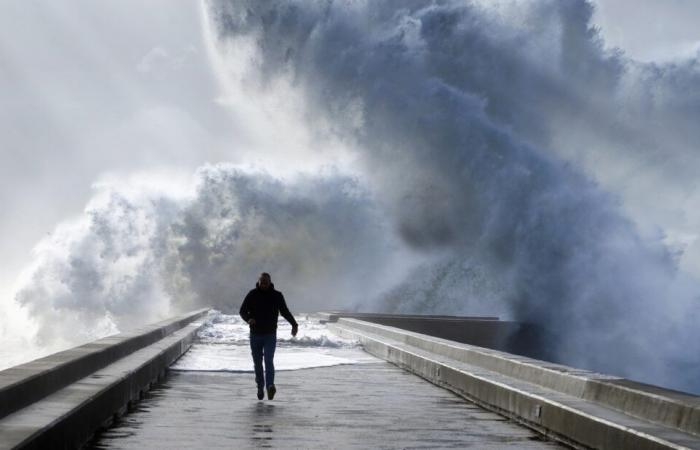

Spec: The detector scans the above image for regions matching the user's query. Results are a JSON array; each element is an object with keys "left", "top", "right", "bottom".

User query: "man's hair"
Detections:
[{"left": 260, "top": 272, "right": 271, "bottom": 281}]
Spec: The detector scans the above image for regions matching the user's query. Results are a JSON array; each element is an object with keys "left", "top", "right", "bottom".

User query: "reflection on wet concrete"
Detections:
[
  {"left": 250, "top": 403, "right": 276, "bottom": 448},
  {"left": 88, "top": 363, "right": 564, "bottom": 449}
]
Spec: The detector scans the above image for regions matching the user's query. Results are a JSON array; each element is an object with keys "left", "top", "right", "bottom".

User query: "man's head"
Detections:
[{"left": 258, "top": 272, "right": 272, "bottom": 290}]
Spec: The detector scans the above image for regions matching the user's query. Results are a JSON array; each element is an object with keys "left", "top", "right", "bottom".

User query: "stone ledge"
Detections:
[
  {"left": 334, "top": 317, "right": 700, "bottom": 437},
  {"left": 0, "top": 308, "right": 209, "bottom": 421},
  {"left": 0, "top": 321, "right": 204, "bottom": 449},
  {"left": 317, "top": 311, "right": 499, "bottom": 322},
  {"left": 330, "top": 319, "right": 700, "bottom": 450}
]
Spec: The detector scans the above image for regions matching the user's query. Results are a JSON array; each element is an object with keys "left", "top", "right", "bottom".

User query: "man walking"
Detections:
[{"left": 239, "top": 272, "right": 298, "bottom": 400}]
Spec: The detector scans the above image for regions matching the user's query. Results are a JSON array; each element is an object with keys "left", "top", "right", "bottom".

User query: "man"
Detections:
[{"left": 239, "top": 272, "right": 298, "bottom": 400}]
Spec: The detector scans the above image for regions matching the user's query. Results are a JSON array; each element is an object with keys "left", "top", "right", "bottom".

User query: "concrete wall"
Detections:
[
  {"left": 319, "top": 312, "right": 551, "bottom": 360},
  {"left": 329, "top": 317, "right": 700, "bottom": 450},
  {"left": 318, "top": 311, "right": 500, "bottom": 321},
  {"left": 0, "top": 308, "right": 209, "bottom": 449}
]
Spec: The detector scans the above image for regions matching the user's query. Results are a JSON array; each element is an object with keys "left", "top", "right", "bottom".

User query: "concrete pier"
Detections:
[
  {"left": 0, "top": 308, "right": 208, "bottom": 449},
  {"left": 317, "top": 311, "right": 547, "bottom": 359},
  {"left": 88, "top": 362, "right": 563, "bottom": 449},
  {"left": 4, "top": 311, "right": 700, "bottom": 449},
  {"left": 328, "top": 316, "right": 700, "bottom": 449}
]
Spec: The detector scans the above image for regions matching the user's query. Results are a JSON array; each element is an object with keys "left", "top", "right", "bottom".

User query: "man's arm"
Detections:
[
  {"left": 239, "top": 292, "right": 253, "bottom": 323},
  {"left": 278, "top": 293, "right": 298, "bottom": 335}
]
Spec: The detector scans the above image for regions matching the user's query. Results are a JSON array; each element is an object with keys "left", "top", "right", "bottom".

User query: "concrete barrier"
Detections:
[
  {"left": 319, "top": 311, "right": 549, "bottom": 359},
  {"left": 0, "top": 308, "right": 209, "bottom": 449},
  {"left": 318, "top": 311, "right": 500, "bottom": 322},
  {"left": 329, "top": 318, "right": 700, "bottom": 450}
]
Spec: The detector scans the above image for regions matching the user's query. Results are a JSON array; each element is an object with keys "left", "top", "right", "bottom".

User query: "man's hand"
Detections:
[
  {"left": 248, "top": 318, "right": 256, "bottom": 325},
  {"left": 292, "top": 324, "right": 298, "bottom": 337}
]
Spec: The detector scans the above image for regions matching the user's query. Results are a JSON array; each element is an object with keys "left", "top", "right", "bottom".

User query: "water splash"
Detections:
[
  {"left": 172, "top": 311, "right": 373, "bottom": 372},
  {"left": 204, "top": 0, "right": 700, "bottom": 392}
]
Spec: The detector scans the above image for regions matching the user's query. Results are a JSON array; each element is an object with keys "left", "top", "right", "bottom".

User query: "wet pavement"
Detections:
[{"left": 88, "top": 362, "right": 564, "bottom": 449}]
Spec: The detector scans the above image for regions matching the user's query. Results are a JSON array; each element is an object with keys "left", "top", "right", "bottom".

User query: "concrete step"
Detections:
[
  {"left": 333, "top": 318, "right": 700, "bottom": 437},
  {"left": 329, "top": 320, "right": 700, "bottom": 450},
  {"left": 0, "top": 319, "right": 204, "bottom": 449},
  {"left": 0, "top": 308, "right": 209, "bottom": 421}
]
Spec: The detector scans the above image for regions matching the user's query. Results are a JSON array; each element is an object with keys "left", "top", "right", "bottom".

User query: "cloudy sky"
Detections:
[
  {"left": 0, "top": 1, "right": 226, "bottom": 303},
  {"left": 592, "top": 0, "right": 700, "bottom": 61}
]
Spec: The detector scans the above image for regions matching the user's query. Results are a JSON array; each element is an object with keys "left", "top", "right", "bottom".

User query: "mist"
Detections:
[
  {"left": 14, "top": 165, "right": 399, "bottom": 351},
  {"left": 203, "top": 0, "right": 700, "bottom": 392},
  {"left": 2, "top": 0, "right": 700, "bottom": 394}
]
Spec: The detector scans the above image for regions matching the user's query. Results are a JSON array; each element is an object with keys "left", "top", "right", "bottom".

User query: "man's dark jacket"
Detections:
[{"left": 239, "top": 283, "right": 298, "bottom": 335}]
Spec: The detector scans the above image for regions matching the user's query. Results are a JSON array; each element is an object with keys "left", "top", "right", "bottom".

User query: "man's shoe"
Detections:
[
  {"left": 267, "top": 385, "right": 276, "bottom": 400},
  {"left": 257, "top": 386, "right": 264, "bottom": 400}
]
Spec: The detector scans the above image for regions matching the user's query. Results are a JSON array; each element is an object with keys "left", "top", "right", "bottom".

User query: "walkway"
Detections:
[{"left": 89, "top": 361, "right": 564, "bottom": 449}]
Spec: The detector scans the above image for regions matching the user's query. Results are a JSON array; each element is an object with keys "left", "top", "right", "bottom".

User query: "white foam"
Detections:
[{"left": 172, "top": 311, "right": 375, "bottom": 372}]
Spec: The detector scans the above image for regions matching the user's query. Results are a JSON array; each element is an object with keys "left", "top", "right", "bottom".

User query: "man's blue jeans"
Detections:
[{"left": 250, "top": 333, "right": 276, "bottom": 388}]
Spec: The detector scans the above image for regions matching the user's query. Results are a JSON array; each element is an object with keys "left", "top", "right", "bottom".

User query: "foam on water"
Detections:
[{"left": 172, "top": 311, "right": 375, "bottom": 372}]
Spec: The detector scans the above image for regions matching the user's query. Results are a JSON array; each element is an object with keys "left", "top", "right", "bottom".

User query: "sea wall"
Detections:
[{"left": 0, "top": 308, "right": 209, "bottom": 449}]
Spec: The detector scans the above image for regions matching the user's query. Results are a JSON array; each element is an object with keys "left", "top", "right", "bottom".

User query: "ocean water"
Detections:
[{"left": 171, "top": 311, "right": 376, "bottom": 372}]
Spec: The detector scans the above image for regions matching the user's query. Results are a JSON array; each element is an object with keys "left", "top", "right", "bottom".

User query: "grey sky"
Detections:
[
  {"left": 0, "top": 1, "right": 240, "bottom": 304},
  {"left": 591, "top": 0, "right": 700, "bottom": 61}
]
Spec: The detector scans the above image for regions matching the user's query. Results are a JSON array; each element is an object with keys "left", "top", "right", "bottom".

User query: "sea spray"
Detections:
[
  {"left": 205, "top": 0, "right": 700, "bottom": 392},
  {"left": 6, "top": 0, "right": 700, "bottom": 395},
  {"left": 171, "top": 311, "right": 372, "bottom": 372},
  {"left": 14, "top": 165, "right": 398, "bottom": 352}
]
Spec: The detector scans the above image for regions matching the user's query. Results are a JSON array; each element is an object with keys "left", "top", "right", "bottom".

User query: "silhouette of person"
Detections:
[{"left": 239, "top": 272, "right": 298, "bottom": 400}]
